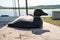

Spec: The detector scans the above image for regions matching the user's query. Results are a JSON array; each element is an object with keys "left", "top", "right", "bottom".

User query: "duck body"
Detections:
[{"left": 8, "top": 15, "right": 43, "bottom": 28}]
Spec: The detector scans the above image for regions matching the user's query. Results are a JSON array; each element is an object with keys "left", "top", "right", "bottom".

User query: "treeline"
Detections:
[{"left": 0, "top": 5, "right": 60, "bottom": 9}]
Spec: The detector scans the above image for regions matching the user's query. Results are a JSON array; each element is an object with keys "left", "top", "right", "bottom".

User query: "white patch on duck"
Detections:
[{"left": 12, "top": 15, "right": 33, "bottom": 23}]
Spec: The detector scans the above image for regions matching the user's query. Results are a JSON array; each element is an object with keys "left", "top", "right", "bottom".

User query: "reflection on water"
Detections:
[{"left": 0, "top": 9, "right": 60, "bottom": 16}]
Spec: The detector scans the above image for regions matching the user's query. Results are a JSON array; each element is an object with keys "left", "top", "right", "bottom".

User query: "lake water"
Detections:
[{"left": 0, "top": 9, "right": 60, "bottom": 16}]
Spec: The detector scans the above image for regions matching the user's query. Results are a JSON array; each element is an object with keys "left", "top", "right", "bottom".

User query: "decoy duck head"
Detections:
[{"left": 34, "top": 9, "right": 48, "bottom": 16}]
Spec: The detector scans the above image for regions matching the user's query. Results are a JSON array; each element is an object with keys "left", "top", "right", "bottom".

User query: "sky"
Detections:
[{"left": 0, "top": 0, "right": 60, "bottom": 7}]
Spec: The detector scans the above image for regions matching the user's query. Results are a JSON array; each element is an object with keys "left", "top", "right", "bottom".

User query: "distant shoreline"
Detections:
[
  {"left": 0, "top": 5, "right": 60, "bottom": 9},
  {"left": 0, "top": 8, "right": 60, "bottom": 9}
]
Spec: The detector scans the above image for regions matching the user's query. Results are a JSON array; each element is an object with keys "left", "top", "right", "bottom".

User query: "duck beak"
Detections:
[{"left": 44, "top": 13, "right": 48, "bottom": 15}]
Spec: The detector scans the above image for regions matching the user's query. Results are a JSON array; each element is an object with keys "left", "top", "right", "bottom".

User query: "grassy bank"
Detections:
[{"left": 42, "top": 17, "right": 60, "bottom": 27}]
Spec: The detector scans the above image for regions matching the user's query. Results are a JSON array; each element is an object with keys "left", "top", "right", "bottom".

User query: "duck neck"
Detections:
[
  {"left": 34, "top": 16, "right": 40, "bottom": 18},
  {"left": 34, "top": 16, "right": 40, "bottom": 20}
]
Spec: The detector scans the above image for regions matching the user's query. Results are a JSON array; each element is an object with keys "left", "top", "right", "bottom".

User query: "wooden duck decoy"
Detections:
[{"left": 8, "top": 9, "right": 48, "bottom": 28}]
